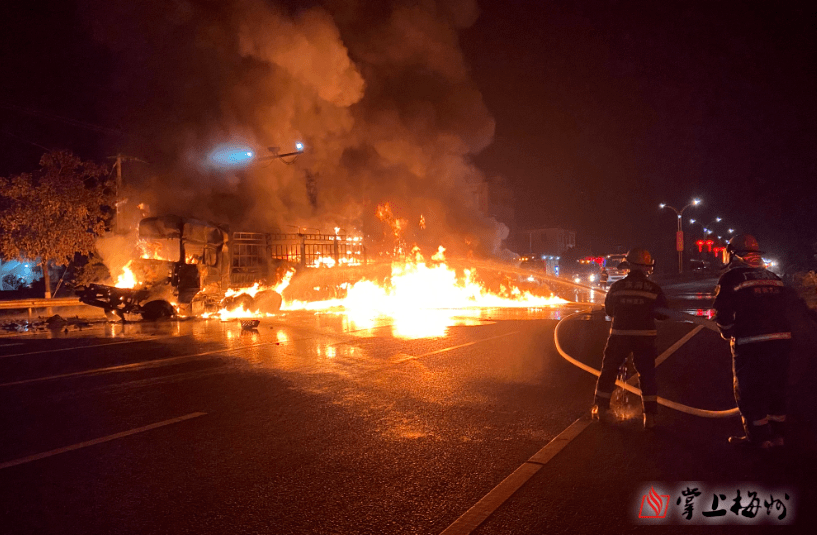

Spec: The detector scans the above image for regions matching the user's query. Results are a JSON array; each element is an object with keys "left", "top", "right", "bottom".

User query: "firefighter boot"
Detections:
[
  {"left": 591, "top": 405, "right": 614, "bottom": 424},
  {"left": 729, "top": 419, "right": 772, "bottom": 449}
]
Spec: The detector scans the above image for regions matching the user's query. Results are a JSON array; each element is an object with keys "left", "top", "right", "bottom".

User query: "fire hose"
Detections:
[{"left": 554, "top": 305, "right": 740, "bottom": 418}]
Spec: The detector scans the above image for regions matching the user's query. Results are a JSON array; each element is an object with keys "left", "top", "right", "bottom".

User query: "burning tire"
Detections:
[
  {"left": 141, "top": 300, "right": 175, "bottom": 321},
  {"left": 222, "top": 293, "right": 255, "bottom": 312},
  {"left": 253, "top": 290, "right": 283, "bottom": 313}
]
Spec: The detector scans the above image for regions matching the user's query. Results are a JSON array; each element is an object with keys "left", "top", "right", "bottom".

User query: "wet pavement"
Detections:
[{"left": 0, "top": 284, "right": 815, "bottom": 534}]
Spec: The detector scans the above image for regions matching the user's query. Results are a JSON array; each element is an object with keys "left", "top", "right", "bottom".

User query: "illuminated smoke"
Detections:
[{"left": 81, "top": 0, "right": 505, "bottom": 257}]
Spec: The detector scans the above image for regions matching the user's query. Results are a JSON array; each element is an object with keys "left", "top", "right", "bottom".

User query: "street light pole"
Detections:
[{"left": 660, "top": 199, "right": 701, "bottom": 274}]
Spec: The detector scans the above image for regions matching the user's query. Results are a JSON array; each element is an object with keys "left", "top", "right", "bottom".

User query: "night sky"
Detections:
[{"left": 2, "top": 1, "right": 816, "bottom": 268}]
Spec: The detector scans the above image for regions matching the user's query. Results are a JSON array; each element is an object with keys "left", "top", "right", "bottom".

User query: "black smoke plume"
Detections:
[{"left": 81, "top": 0, "right": 507, "bottom": 257}]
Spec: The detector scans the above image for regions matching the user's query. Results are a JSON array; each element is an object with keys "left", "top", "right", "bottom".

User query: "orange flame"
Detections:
[
  {"left": 114, "top": 261, "right": 138, "bottom": 289},
  {"left": 138, "top": 239, "right": 164, "bottom": 260},
  {"left": 209, "top": 272, "right": 295, "bottom": 321},
  {"left": 283, "top": 246, "right": 565, "bottom": 313}
]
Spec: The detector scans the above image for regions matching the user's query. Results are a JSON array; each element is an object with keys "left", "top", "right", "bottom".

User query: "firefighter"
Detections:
[
  {"left": 592, "top": 248, "right": 668, "bottom": 429},
  {"left": 713, "top": 234, "right": 791, "bottom": 449},
  {"left": 599, "top": 267, "right": 609, "bottom": 290}
]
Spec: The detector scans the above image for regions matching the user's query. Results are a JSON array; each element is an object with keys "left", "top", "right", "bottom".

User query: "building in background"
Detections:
[
  {"left": 519, "top": 228, "right": 576, "bottom": 256},
  {"left": 516, "top": 228, "right": 577, "bottom": 276}
]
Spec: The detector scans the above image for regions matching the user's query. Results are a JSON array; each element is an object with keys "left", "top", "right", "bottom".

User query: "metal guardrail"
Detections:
[{"left": 0, "top": 297, "right": 82, "bottom": 311}]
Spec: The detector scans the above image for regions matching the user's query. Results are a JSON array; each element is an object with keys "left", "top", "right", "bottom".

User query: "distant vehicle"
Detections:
[
  {"left": 563, "top": 261, "right": 600, "bottom": 286},
  {"left": 603, "top": 254, "right": 628, "bottom": 284},
  {"left": 689, "top": 259, "right": 712, "bottom": 273}
]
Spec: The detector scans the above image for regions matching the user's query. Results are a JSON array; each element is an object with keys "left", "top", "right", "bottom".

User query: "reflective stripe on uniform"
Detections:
[
  {"left": 752, "top": 417, "right": 769, "bottom": 426},
  {"left": 733, "top": 279, "right": 784, "bottom": 291},
  {"left": 735, "top": 332, "right": 792, "bottom": 345},
  {"left": 767, "top": 414, "right": 786, "bottom": 422},
  {"left": 595, "top": 391, "right": 611, "bottom": 399},
  {"left": 642, "top": 395, "right": 658, "bottom": 401},
  {"left": 610, "top": 329, "right": 657, "bottom": 336},
  {"left": 609, "top": 290, "right": 658, "bottom": 299}
]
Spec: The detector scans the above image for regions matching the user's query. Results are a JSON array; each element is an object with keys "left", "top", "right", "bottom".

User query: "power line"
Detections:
[
  {"left": 0, "top": 102, "right": 125, "bottom": 137},
  {"left": 1, "top": 130, "right": 51, "bottom": 152}
]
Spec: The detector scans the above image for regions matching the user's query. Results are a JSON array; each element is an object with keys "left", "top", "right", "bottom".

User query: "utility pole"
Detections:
[{"left": 108, "top": 154, "right": 148, "bottom": 233}]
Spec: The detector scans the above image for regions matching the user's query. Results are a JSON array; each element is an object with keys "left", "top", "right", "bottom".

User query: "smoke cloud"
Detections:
[{"left": 81, "top": 0, "right": 504, "bottom": 257}]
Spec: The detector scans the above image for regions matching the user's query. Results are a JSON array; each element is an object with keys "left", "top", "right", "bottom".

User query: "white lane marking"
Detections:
[
  {"left": 0, "top": 412, "right": 207, "bottom": 470},
  {"left": 556, "top": 312, "right": 736, "bottom": 417},
  {"left": 441, "top": 417, "right": 592, "bottom": 535},
  {"left": 442, "top": 322, "right": 707, "bottom": 534},
  {"left": 656, "top": 325, "right": 704, "bottom": 367},
  {"left": 0, "top": 343, "right": 25, "bottom": 347},
  {"left": 0, "top": 336, "right": 175, "bottom": 359},
  {"left": 625, "top": 324, "right": 705, "bottom": 386},
  {"left": 0, "top": 340, "right": 284, "bottom": 387},
  {"left": 394, "top": 331, "right": 521, "bottom": 363}
]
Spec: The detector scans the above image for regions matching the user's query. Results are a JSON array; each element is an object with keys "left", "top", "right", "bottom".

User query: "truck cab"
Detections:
[{"left": 603, "top": 254, "right": 628, "bottom": 284}]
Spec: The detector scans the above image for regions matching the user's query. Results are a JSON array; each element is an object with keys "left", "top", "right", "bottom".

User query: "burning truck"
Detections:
[{"left": 78, "top": 215, "right": 367, "bottom": 320}]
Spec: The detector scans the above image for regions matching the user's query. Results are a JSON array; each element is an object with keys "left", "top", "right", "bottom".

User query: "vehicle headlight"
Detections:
[
  {"left": 589, "top": 274, "right": 596, "bottom": 282},
  {"left": 573, "top": 276, "right": 581, "bottom": 284}
]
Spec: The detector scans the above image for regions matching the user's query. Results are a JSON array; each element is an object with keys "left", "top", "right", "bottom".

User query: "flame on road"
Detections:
[
  {"left": 286, "top": 246, "right": 564, "bottom": 313},
  {"left": 206, "top": 246, "right": 565, "bottom": 338},
  {"left": 282, "top": 246, "right": 565, "bottom": 338}
]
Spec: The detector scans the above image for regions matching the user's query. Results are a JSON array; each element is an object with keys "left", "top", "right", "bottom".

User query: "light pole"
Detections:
[{"left": 660, "top": 198, "right": 701, "bottom": 274}]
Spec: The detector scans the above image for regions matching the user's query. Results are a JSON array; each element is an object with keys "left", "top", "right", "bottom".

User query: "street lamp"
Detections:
[
  {"left": 208, "top": 141, "right": 304, "bottom": 168},
  {"left": 701, "top": 217, "right": 722, "bottom": 236},
  {"left": 659, "top": 198, "right": 701, "bottom": 274}
]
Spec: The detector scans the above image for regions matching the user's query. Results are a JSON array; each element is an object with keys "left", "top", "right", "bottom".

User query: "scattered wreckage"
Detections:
[{"left": 78, "top": 215, "right": 367, "bottom": 321}]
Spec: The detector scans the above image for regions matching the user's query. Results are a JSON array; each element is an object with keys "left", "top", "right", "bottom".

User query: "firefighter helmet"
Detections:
[
  {"left": 726, "top": 234, "right": 762, "bottom": 256},
  {"left": 625, "top": 248, "right": 655, "bottom": 267}
]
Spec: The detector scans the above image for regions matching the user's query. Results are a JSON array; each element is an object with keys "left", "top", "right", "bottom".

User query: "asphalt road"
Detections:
[{"left": 1, "top": 282, "right": 815, "bottom": 534}]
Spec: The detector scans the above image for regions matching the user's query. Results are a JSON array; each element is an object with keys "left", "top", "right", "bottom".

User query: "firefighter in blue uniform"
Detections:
[
  {"left": 592, "top": 248, "right": 668, "bottom": 429},
  {"left": 713, "top": 234, "right": 791, "bottom": 449}
]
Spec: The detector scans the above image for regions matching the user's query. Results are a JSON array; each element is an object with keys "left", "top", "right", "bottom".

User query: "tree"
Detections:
[{"left": 0, "top": 151, "right": 112, "bottom": 297}]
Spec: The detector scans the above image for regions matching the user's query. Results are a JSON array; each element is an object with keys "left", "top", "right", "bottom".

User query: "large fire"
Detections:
[
  {"left": 280, "top": 246, "right": 565, "bottom": 338},
  {"left": 102, "top": 204, "right": 567, "bottom": 338},
  {"left": 208, "top": 245, "right": 565, "bottom": 335},
  {"left": 283, "top": 246, "right": 565, "bottom": 313}
]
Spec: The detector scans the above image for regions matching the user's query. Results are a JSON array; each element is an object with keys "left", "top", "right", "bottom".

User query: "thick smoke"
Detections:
[{"left": 81, "top": 0, "right": 505, "bottom": 257}]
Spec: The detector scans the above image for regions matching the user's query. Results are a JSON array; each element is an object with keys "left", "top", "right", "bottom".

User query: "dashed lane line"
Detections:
[
  {"left": 0, "top": 412, "right": 207, "bottom": 470},
  {"left": 393, "top": 331, "right": 521, "bottom": 363}
]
